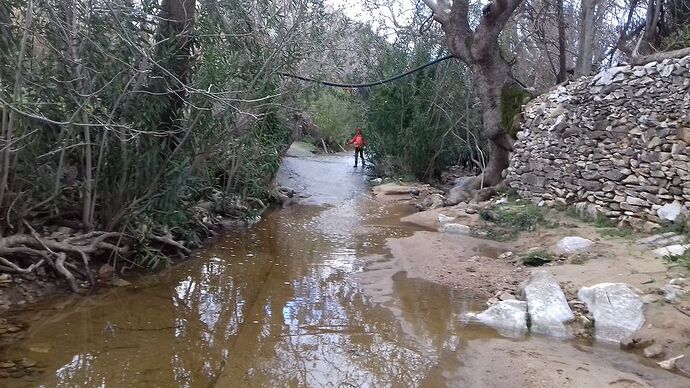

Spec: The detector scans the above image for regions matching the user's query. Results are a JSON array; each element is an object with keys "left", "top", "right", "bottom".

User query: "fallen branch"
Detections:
[{"left": 632, "top": 47, "right": 690, "bottom": 65}]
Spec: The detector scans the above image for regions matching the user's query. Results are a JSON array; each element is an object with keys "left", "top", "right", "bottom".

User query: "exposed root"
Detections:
[
  {"left": 0, "top": 230, "right": 129, "bottom": 293},
  {"left": 54, "top": 252, "right": 79, "bottom": 293},
  {"left": 0, "top": 220, "right": 203, "bottom": 294},
  {"left": 150, "top": 233, "right": 191, "bottom": 255},
  {"left": 0, "top": 256, "right": 44, "bottom": 273}
]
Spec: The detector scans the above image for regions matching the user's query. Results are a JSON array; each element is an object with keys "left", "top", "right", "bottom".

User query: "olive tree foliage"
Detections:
[{"left": 0, "top": 0, "right": 330, "bottom": 283}]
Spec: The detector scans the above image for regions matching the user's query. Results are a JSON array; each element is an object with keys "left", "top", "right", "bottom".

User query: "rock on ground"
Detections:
[
  {"left": 657, "top": 201, "right": 682, "bottom": 223},
  {"left": 553, "top": 236, "right": 593, "bottom": 255},
  {"left": 372, "top": 183, "right": 419, "bottom": 196},
  {"left": 518, "top": 271, "right": 574, "bottom": 338},
  {"left": 652, "top": 244, "right": 690, "bottom": 257},
  {"left": 285, "top": 141, "right": 318, "bottom": 157},
  {"left": 439, "top": 223, "right": 471, "bottom": 235},
  {"left": 475, "top": 300, "right": 528, "bottom": 338},
  {"left": 577, "top": 283, "right": 645, "bottom": 343},
  {"left": 446, "top": 186, "right": 471, "bottom": 206},
  {"left": 437, "top": 214, "right": 455, "bottom": 224},
  {"left": 637, "top": 232, "right": 687, "bottom": 249}
]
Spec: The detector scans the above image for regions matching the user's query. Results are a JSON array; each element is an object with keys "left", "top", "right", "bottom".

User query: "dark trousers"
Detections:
[{"left": 354, "top": 147, "right": 364, "bottom": 166}]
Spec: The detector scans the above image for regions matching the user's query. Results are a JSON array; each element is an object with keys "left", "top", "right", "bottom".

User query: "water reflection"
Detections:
[
  {"left": 0, "top": 155, "right": 462, "bottom": 387},
  {"left": 1, "top": 155, "right": 489, "bottom": 387},
  {"left": 4, "top": 156, "right": 681, "bottom": 387}
]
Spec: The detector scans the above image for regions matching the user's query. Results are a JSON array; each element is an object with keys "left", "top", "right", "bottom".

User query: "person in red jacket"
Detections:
[{"left": 347, "top": 127, "right": 367, "bottom": 167}]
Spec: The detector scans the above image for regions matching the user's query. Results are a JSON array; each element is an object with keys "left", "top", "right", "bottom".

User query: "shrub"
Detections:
[{"left": 480, "top": 203, "right": 547, "bottom": 240}]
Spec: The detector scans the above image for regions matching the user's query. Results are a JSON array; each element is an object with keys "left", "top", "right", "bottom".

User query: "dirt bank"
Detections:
[
  {"left": 455, "top": 337, "right": 688, "bottom": 388},
  {"left": 385, "top": 231, "right": 521, "bottom": 298}
]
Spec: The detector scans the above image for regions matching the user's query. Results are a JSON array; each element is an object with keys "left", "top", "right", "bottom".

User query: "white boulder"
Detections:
[
  {"left": 437, "top": 214, "right": 455, "bottom": 224},
  {"left": 652, "top": 244, "right": 690, "bottom": 257},
  {"left": 440, "top": 223, "right": 471, "bottom": 235},
  {"left": 554, "top": 236, "right": 593, "bottom": 255},
  {"left": 475, "top": 300, "right": 528, "bottom": 338},
  {"left": 577, "top": 283, "right": 645, "bottom": 343},
  {"left": 518, "top": 271, "right": 574, "bottom": 338},
  {"left": 657, "top": 201, "right": 682, "bottom": 223}
]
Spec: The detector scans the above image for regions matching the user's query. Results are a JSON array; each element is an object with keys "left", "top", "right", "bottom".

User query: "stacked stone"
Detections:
[{"left": 507, "top": 55, "right": 690, "bottom": 230}]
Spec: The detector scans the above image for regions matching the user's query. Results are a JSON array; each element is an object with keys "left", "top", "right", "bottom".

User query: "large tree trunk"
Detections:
[
  {"left": 423, "top": 0, "right": 524, "bottom": 191},
  {"left": 465, "top": 59, "right": 516, "bottom": 189},
  {"left": 556, "top": 0, "right": 568, "bottom": 83},
  {"left": 576, "top": 0, "right": 596, "bottom": 76}
]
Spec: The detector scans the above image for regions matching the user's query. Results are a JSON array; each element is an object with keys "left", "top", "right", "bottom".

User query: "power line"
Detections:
[{"left": 278, "top": 55, "right": 455, "bottom": 88}]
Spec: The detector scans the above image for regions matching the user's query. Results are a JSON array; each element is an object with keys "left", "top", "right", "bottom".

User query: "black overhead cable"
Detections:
[{"left": 279, "top": 55, "right": 455, "bottom": 88}]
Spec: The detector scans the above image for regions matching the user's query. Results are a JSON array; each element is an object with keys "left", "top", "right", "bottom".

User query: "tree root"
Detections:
[
  {"left": 149, "top": 233, "right": 191, "bottom": 255},
  {"left": 54, "top": 252, "right": 79, "bottom": 293},
  {"left": 0, "top": 256, "right": 44, "bottom": 273},
  {"left": 0, "top": 225, "right": 196, "bottom": 293},
  {"left": 0, "top": 230, "right": 128, "bottom": 293}
]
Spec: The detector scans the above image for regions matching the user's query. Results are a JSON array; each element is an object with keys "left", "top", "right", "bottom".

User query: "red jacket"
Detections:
[{"left": 349, "top": 133, "right": 366, "bottom": 147}]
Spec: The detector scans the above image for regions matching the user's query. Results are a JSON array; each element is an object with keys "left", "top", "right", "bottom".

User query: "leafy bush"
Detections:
[
  {"left": 308, "top": 91, "right": 365, "bottom": 143},
  {"left": 663, "top": 24, "right": 690, "bottom": 50},
  {"left": 481, "top": 203, "right": 547, "bottom": 231},
  {"left": 480, "top": 203, "right": 547, "bottom": 240}
]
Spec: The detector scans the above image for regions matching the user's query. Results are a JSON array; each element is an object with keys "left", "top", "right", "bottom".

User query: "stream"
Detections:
[{"left": 1, "top": 153, "right": 687, "bottom": 387}]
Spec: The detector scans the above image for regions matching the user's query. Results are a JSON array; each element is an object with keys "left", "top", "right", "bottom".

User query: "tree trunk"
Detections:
[
  {"left": 467, "top": 61, "right": 516, "bottom": 189},
  {"left": 636, "top": 0, "right": 663, "bottom": 56},
  {"left": 0, "top": 2, "right": 11, "bottom": 49},
  {"left": 155, "top": 0, "right": 196, "bottom": 139},
  {"left": 576, "top": 0, "right": 596, "bottom": 76},
  {"left": 421, "top": 0, "right": 524, "bottom": 191},
  {"left": 556, "top": 0, "right": 568, "bottom": 83},
  {"left": 0, "top": 0, "right": 33, "bottom": 217}
]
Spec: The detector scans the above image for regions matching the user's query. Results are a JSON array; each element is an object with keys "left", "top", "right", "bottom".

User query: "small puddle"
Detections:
[{"left": 0, "top": 154, "right": 685, "bottom": 387}]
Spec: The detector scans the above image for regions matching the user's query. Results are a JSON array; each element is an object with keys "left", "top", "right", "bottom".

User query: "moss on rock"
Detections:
[{"left": 501, "top": 85, "right": 532, "bottom": 139}]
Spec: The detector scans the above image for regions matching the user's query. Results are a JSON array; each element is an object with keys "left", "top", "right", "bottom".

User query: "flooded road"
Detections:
[{"left": 1, "top": 154, "right": 687, "bottom": 387}]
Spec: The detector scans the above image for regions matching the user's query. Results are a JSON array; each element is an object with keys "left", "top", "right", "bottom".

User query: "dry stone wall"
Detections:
[{"left": 507, "top": 55, "right": 690, "bottom": 230}]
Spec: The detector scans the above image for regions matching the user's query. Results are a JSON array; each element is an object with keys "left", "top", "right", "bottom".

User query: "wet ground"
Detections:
[{"left": 1, "top": 154, "right": 688, "bottom": 387}]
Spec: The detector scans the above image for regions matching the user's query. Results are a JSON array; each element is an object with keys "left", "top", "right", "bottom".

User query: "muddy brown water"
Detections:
[{"left": 0, "top": 154, "right": 685, "bottom": 387}]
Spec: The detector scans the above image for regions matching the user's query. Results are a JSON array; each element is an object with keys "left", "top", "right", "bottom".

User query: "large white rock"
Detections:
[
  {"left": 592, "top": 65, "right": 629, "bottom": 86},
  {"left": 577, "top": 283, "right": 645, "bottom": 343},
  {"left": 652, "top": 244, "right": 690, "bottom": 257},
  {"left": 553, "top": 236, "right": 593, "bottom": 255},
  {"left": 518, "top": 271, "right": 574, "bottom": 337},
  {"left": 440, "top": 223, "right": 471, "bottom": 235},
  {"left": 657, "top": 201, "right": 682, "bottom": 223},
  {"left": 438, "top": 214, "right": 455, "bottom": 224},
  {"left": 475, "top": 300, "right": 528, "bottom": 338}
]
